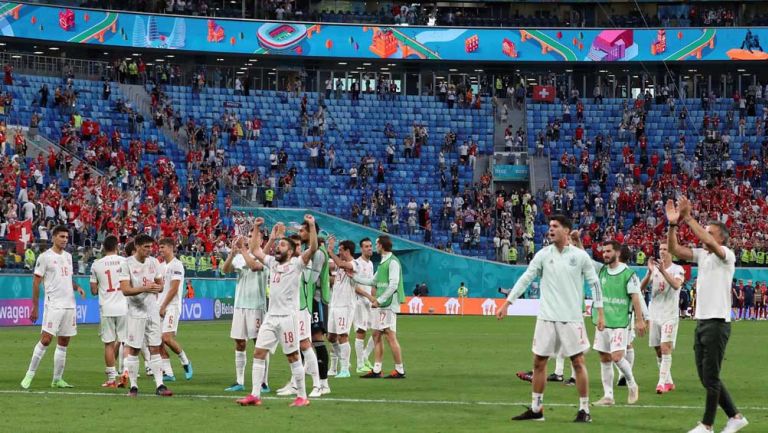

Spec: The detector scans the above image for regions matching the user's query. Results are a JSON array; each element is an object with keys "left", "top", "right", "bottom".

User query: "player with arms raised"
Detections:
[
  {"left": 497, "top": 215, "right": 604, "bottom": 423},
  {"left": 235, "top": 215, "right": 318, "bottom": 408},
  {"left": 89, "top": 235, "right": 127, "bottom": 388},
  {"left": 118, "top": 234, "right": 172, "bottom": 397},
  {"left": 21, "top": 225, "right": 85, "bottom": 389},
  {"left": 640, "top": 242, "right": 685, "bottom": 394}
]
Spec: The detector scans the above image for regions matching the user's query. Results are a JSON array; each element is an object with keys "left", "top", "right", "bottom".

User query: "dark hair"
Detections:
[
  {"left": 52, "top": 225, "right": 69, "bottom": 236},
  {"left": 603, "top": 240, "right": 622, "bottom": 252},
  {"left": 707, "top": 221, "right": 730, "bottom": 244},
  {"left": 549, "top": 214, "right": 572, "bottom": 230},
  {"left": 359, "top": 237, "right": 372, "bottom": 247},
  {"left": 134, "top": 234, "right": 155, "bottom": 246},
  {"left": 103, "top": 235, "right": 118, "bottom": 253},
  {"left": 159, "top": 237, "right": 175, "bottom": 249},
  {"left": 619, "top": 245, "right": 632, "bottom": 263},
  {"left": 124, "top": 241, "right": 135, "bottom": 256},
  {"left": 282, "top": 237, "right": 297, "bottom": 251},
  {"left": 378, "top": 235, "right": 393, "bottom": 252},
  {"left": 340, "top": 240, "right": 356, "bottom": 254}
]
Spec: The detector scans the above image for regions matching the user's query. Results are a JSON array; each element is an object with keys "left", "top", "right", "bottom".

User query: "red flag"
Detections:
[{"left": 532, "top": 85, "right": 555, "bottom": 102}]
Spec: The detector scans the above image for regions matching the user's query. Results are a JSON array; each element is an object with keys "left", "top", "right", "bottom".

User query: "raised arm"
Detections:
[
  {"left": 250, "top": 218, "right": 268, "bottom": 263},
  {"left": 326, "top": 235, "right": 355, "bottom": 271},
  {"left": 665, "top": 199, "right": 694, "bottom": 262},
  {"left": 639, "top": 259, "right": 655, "bottom": 292},
  {"left": 678, "top": 196, "right": 726, "bottom": 260},
  {"left": 496, "top": 252, "right": 543, "bottom": 319},
  {"left": 221, "top": 236, "right": 243, "bottom": 274},
  {"left": 299, "top": 214, "right": 318, "bottom": 265},
  {"left": 658, "top": 263, "right": 683, "bottom": 290},
  {"left": 263, "top": 220, "right": 283, "bottom": 256}
]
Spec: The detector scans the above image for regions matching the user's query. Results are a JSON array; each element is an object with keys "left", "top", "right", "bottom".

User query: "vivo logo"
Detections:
[{"left": 183, "top": 302, "right": 202, "bottom": 319}]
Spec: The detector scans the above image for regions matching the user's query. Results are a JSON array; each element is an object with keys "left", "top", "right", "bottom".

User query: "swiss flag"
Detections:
[{"left": 532, "top": 85, "right": 555, "bottom": 103}]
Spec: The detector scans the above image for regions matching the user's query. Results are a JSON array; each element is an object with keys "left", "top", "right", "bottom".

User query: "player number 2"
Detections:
[{"left": 283, "top": 331, "right": 294, "bottom": 344}]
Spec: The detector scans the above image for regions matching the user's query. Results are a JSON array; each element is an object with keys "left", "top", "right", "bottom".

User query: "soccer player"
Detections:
[
  {"left": 235, "top": 215, "right": 318, "bottom": 408},
  {"left": 118, "top": 234, "right": 172, "bottom": 397},
  {"left": 222, "top": 226, "right": 270, "bottom": 393},
  {"left": 352, "top": 238, "right": 375, "bottom": 373},
  {"left": 585, "top": 240, "right": 645, "bottom": 406},
  {"left": 21, "top": 225, "right": 85, "bottom": 389},
  {"left": 157, "top": 238, "right": 193, "bottom": 382},
  {"left": 325, "top": 235, "right": 379, "bottom": 378},
  {"left": 639, "top": 242, "right": 685, "bottom": 394},
  {"left": 350, "top": 235, "right": 406, "bottom": 379},
  {"left": 496, "top": 215, "right": 604, "bottom": 423},
  {"left": 277, "top": 221, "right": 329, "bottom": 397},
  {"left": 666, "top": 197, "right": 748, "bottom": 433},
  {"left": 89, "top": 235, "right": 127, "bottom": 388}
]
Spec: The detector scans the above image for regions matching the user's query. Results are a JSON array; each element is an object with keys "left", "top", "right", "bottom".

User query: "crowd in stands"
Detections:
[{"left": 45, "top": 0, "right": 768, "bottom": 27}]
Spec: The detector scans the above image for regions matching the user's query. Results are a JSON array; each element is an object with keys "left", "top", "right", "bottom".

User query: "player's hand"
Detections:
[
  {"left": 496, "top": 301, "right": 510, "bottom": 320},
  {"left": 635, "top": 318, "right": 646, "bottom": 337},
  {"left": 159, "top": 305, "right": 167, "bottom": 318},
  {"left": 597, "top": 313, "right": 606, "bottom": 331},
  {"left": 274, "top": 222, "right": 285, "bottom": 238},
  {"left": 647, "top": 258, "right": 656, "bottom": 273},
  {"left": 569, "top": 230, "right": 580, "bottom": 244},
  {"left": 677, "top": 196, "right": 691, "bottom": 220},
  {"left": 327, "top": 235, "right": 336, "bottom": 252},
  {"left": 664, "top": 199, "right": 679, "bottom": 224},
  {"left": 75, "top": 285, "right": 86, "bottom": 299},
  {"left": 254, "top": 217, "right": 265, "bottom": 226},
  {"left": 30, "top": 305, "right": 38, "bottom": 323},
  {"left": 304, "top": 214, "right": 315, "bottom": 226},
  {"left": 146, "top": 283, "right": 163, "bottom": 293},
  {"left": 371, "top": 299, "right": 380, "bottom": 308}
]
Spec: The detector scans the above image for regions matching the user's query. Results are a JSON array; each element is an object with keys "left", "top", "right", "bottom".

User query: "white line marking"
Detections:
[{"left": 1, "top": 390, "right": 767, "bottom": 411}]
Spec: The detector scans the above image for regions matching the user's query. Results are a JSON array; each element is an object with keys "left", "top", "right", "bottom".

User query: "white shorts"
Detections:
[
  {"left": 328, "top": 306, "right": 353, "bottom": 335},
  {"left": 161, "top": 305, "right": 180, "bottom": 334},
  {"left": 42, "top": 307, "right": 77, "bottom": 337},
  {"left": 255, "top": 313, "right": 300, "bottom": 355},
  {"left": 532, "top": 319, "right": 589, "bottom": 358},
  {"left": 373, "top": 309, "right": 397, "bottom": 332},
  {"left": 649, "top": 319, "right": 679, "bottom": 348},
  {"left": 99, "top": 315, "right": 126, "bottom": 343},
  {"left": 125, "top": 314, "right": 162, "bottom": 349},
  {"left": 297, "top": 309, "right": 311, "bottom": 341},
  {"left": 593, "top": 327, "right": 629, "bottom": 354},
  {"left": 354, "top": 300, "right": 372, "bottom": 331},
  {"left": 230, "top": 308, "right": 265, "bottom": 340}
]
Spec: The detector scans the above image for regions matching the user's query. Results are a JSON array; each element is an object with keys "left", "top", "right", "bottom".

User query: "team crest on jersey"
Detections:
[{"left": 569, "top": 257, "right": 577, "bottom": 267}]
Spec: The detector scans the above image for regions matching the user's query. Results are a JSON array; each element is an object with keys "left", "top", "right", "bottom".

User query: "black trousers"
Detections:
[{"left": 694, "top": 319, "right": 739, "bottom": 426}]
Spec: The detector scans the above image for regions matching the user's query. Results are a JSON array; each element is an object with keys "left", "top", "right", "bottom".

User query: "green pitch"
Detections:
[{"left": 1, "top": 316, "right": 765, "bottom": 432}]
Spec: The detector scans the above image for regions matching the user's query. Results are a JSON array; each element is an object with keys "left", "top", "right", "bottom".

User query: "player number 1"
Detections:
[{"left": 105, "top": 269, "right": 118, "bottom": 292}]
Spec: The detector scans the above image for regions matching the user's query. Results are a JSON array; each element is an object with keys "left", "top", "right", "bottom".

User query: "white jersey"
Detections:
[
  {"left": 34, "top": 249, "right": 76, "bottom": 309},
  {"left": 263, "top": 255, "right": 306, "bottom": 316},
  {"left": 331, "top": 260, "right": 358, "bottom": 308},
  {"left": 232, "top": 253, "right": 267, "bottom": 310},
  {"left": 649, "top": 263, "right": 685, "bottom": 322},
  {"left": 119, "top": 256, "right": 163, "bottom": 318},
  {"left": 90, "top": 255, "right": 127, "bottom": 317},
  {"left": 158, "top": 257, "right": 185, "bottom": 308},
  {"left": 354, "top": 257, "right": 374, "bottom": 300}
]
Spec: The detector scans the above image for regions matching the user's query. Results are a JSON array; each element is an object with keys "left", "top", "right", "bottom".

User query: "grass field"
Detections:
[{"left": 1, "top": 315, "right": 765, "bottom": 433}]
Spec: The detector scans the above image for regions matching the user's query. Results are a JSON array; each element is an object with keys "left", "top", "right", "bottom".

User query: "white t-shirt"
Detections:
[
  {"left": 119, "top": 256, "right": 163, "bottom": 319},
  {"left": 34, "top": 249, "right": 75, "bottom": 309},
  {"left": 331, "top": 260, "right": 358, "bottom": 308},
  {"left": 90, "top": 255, "right": 128, "bottom": 317},
  {"left": 232, "top": 253, "right": 267, "bottom": 310},
  {"left": 264, "top": 255, "right": 306, "bottom": 316},
  {"left": 158, "top": 257, "right": 185, "bottom": 308},
  {"left": 354, "top": 257, "right": 374, "bottom": 300},
  {"left": 692, "top": 247, "right": 735, "bottom": 322},
  {"left": 648, "top": 263, "right": 685, "bottom": 322}
]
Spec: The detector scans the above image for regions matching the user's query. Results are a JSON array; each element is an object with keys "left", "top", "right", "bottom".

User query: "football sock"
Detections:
[
  {"left": 149, "top": 354, "right": 164, "bottom": 388},
  {"left": 626, "top": 347, "right": 635, "bottom": 369},
  {"left": 330, "top": 341, "right": 340, "bottom": 372},
  {"left": 290, "top": 360, "right": 307, "bottom": 398},
  {"left": 339, "top": 342, "right": 351, "bottom": 371},
  {"left": 106, "top": 366, "right": 117, "bottom": 381},
  {"left": 251, "top": 359, "right": 266, "bottom": 398},
  {"left": 263, "top": 353, "right": 270, "bottom": 386},
  {"left": 660, "top": 354, "right": 672, "bottom": 386},
  {"left": 178, "top": 350, "right": 190, "bottom": 366},
  {"left": 163, "top": 358, "right": 174, "bottom": 377},
  {"left": 235, "top": 350, "right": 247, "bottom": 385},
  {"left": 615, "top": 358, "right": 635, "bottom": 387},
  {"left": 302, "top": 348, "right": 320, "bottom": 388},
  {"left": 355, "top": 338, "right": 365, "bottom": 368},
  {"left": 531, "top": 392, "right": 543, "bottom": 413},
  {"left": 314, "top": 342, "right": 329, "bottom": 380},
  {"left": 601, "top": 362, "right": 614, "bottom": 399},
  {"left": 52, "top": 345, "right": 67, "bottom": 381},
  {"left": 554, "top": 356, "right": 565, "bottom": 376},
  {"left": 373, "top": 362, "right": 382, "bottom": 374},
  {"left": 364, "top": 337, "right": 374, "bottom": 360},
  {"left": 579, "top": 397, "right": 590, "bottom": 413},
  {"left": 126, "top": 355, "right": 139, "bottom": 388},
  {"left": 118, "top": 343, "right": 125, "bottom": 373},
  {"left": 394, "top": 363, "right": 404, "bottom": 374},
  {"left": 26, "top": 342, "right": 47, "bottom": 375}
]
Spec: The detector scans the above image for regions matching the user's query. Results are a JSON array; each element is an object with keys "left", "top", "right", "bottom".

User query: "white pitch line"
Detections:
[{"left": 1, "top": 390, "right": 767, "bottom": 412}]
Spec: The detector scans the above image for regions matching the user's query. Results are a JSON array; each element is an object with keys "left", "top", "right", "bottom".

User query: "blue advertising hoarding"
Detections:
[{"left": 0, "top": 2, "right": 766, "bottom": 62}]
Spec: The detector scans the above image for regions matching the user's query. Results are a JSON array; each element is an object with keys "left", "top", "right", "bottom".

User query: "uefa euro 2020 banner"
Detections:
[{"left": 1, "top": 2, "right": 768, "bottom": 62}]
